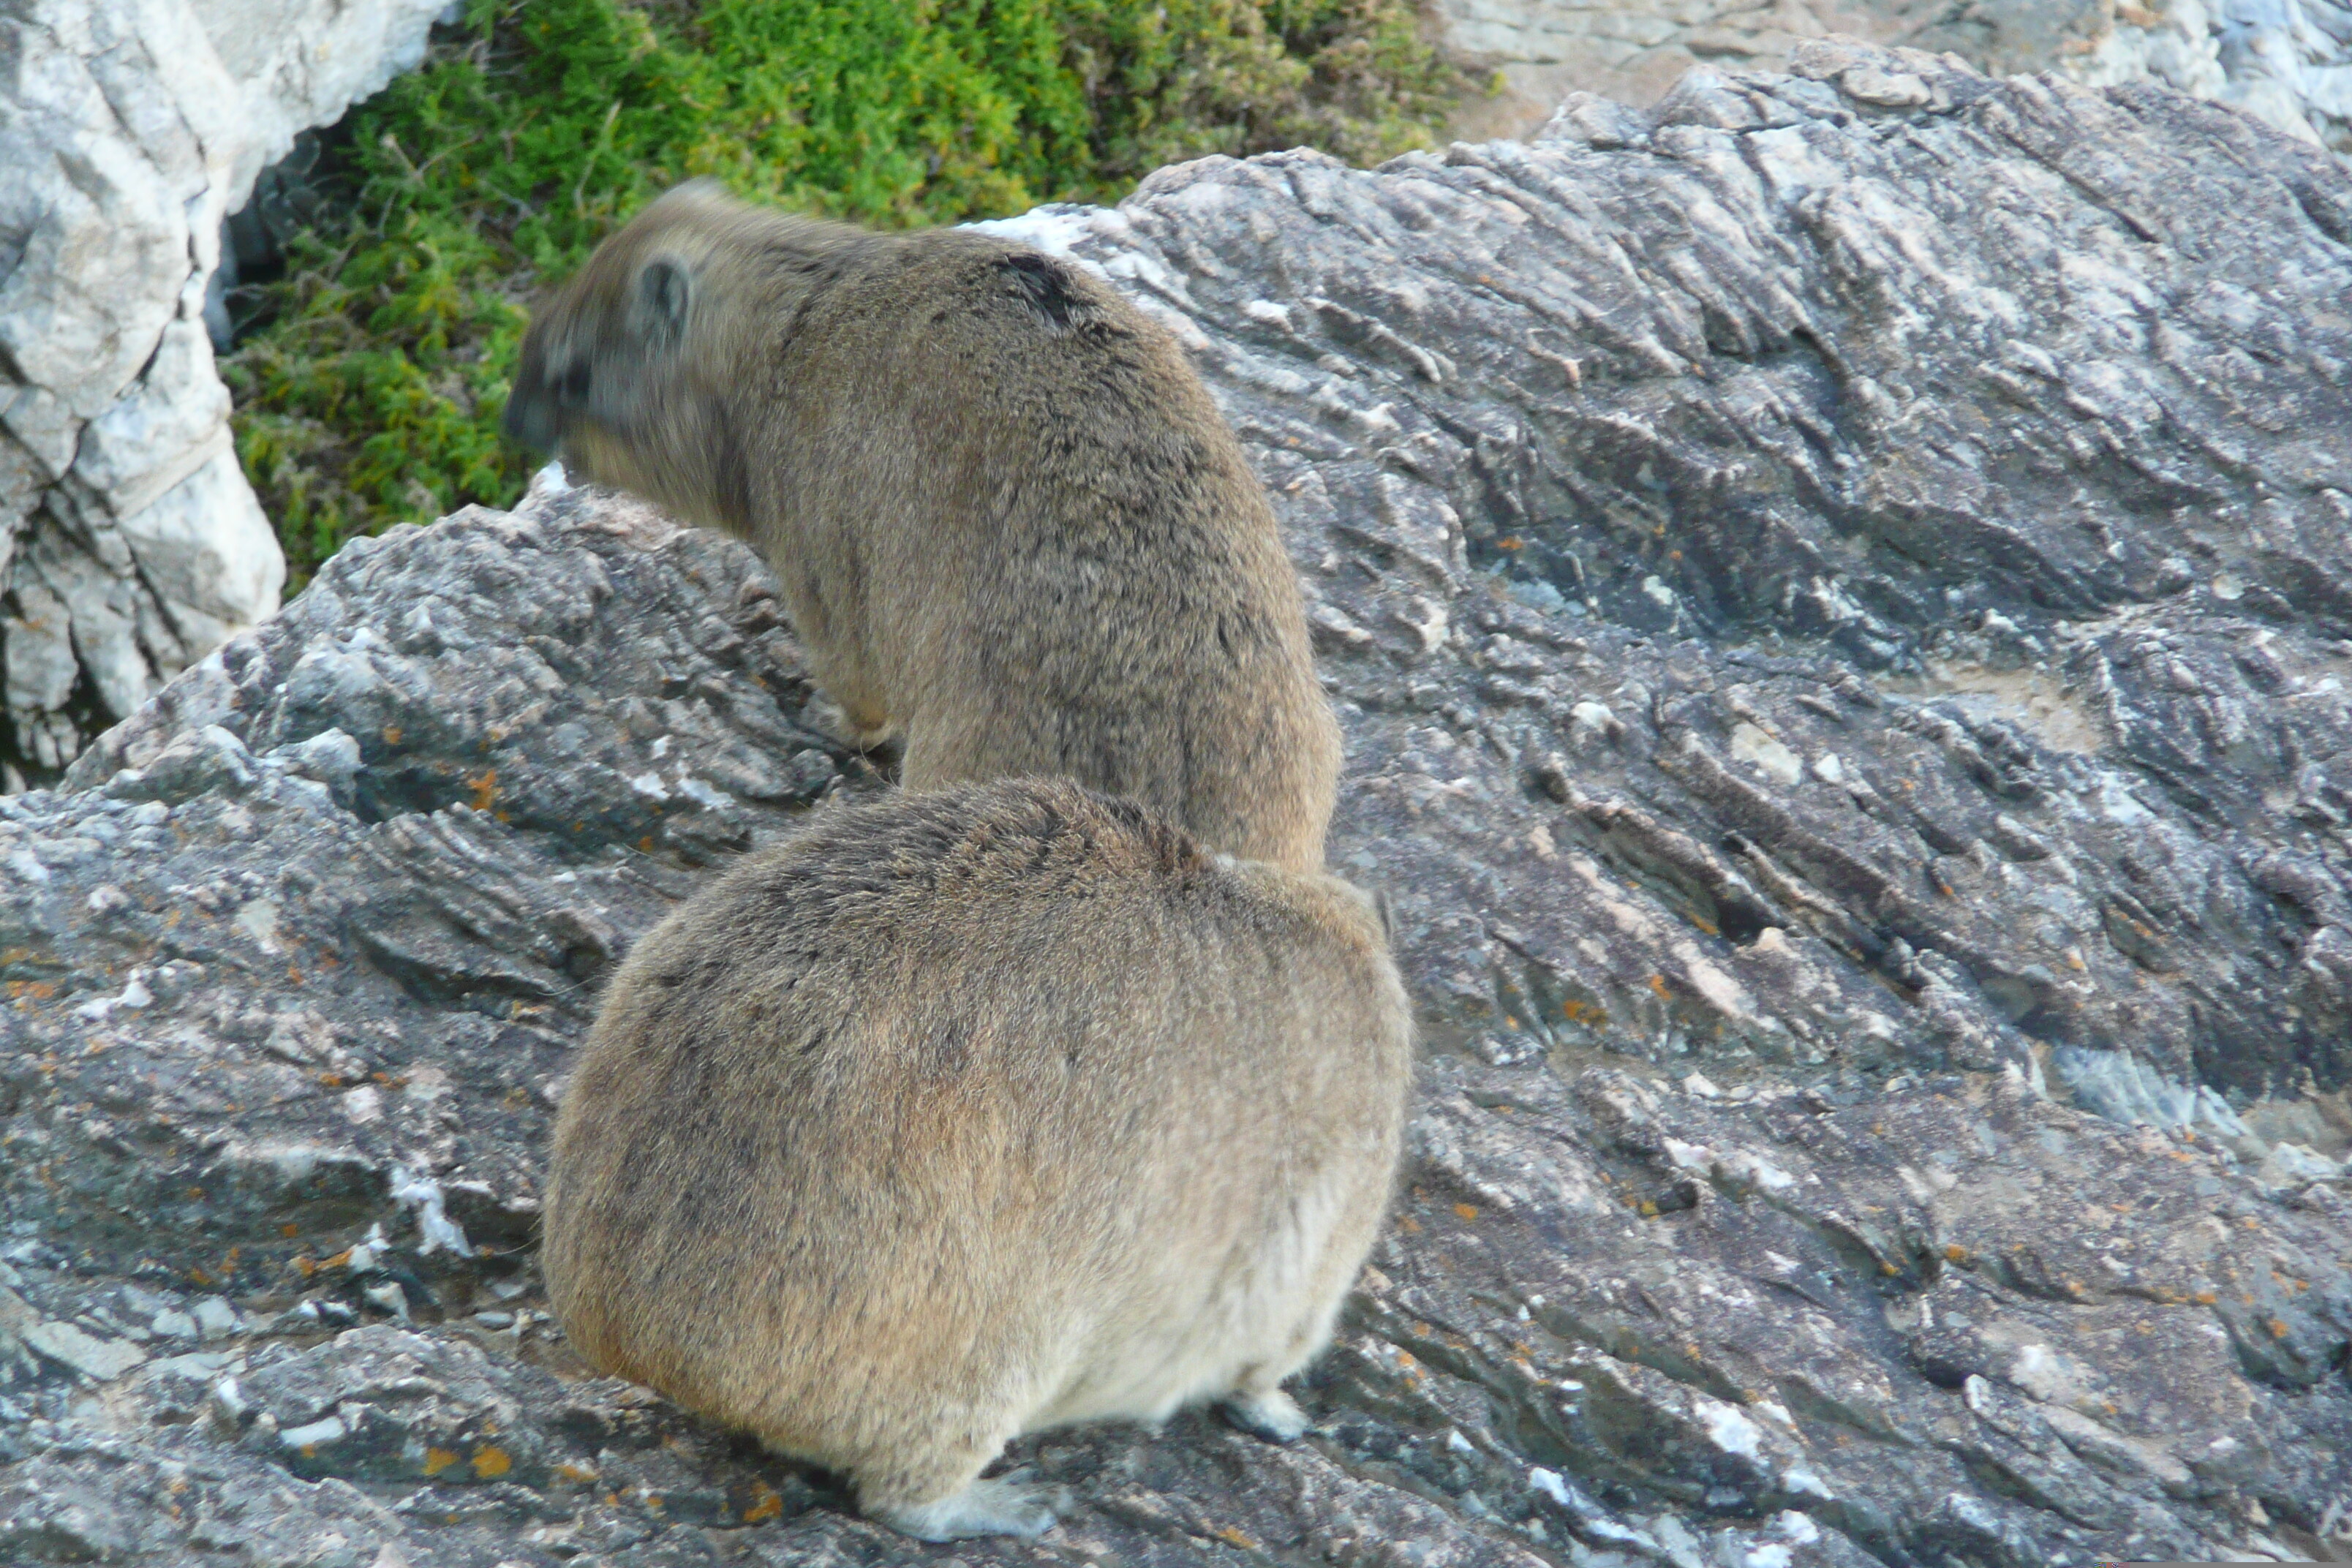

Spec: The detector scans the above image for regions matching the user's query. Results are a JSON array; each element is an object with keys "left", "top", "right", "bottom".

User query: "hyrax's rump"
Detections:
[
  {"left": 544, "top": 779, "right": 1411, "bottom": 1540},
  {"left": 505, "top": 186, "right": 1341, "bottom": 872}
]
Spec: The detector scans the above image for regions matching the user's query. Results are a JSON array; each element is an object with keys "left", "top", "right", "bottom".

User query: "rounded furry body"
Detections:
[
  {"left": 505, "top": 186, "right": 1342, "bottom": 872},
  {"left": 544, "top": 779, "right": 1412, "bottom": 1537}
]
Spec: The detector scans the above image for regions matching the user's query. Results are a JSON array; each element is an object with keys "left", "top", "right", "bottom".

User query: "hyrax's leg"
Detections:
[
  {"left": 873, "top": 1477, "right": 1069, "bottom": 1542},
  {"left": 1219, "top": 1365, "right": 1311, "bottom": 1444},
  {"left": 854, "top": 1423, "right": 1066, "bottom": 1542}
]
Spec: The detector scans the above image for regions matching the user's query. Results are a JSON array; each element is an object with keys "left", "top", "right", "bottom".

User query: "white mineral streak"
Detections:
[{"left": 389, "top": 1164, "right": 474, "bottom": 1258}]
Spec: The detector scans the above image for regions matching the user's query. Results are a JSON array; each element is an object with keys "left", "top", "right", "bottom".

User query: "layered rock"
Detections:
[
  {"left": 4, "top": 42, "right": 2351, "bottom": 1566},
  {"left": 0, "top": 0, "right": 448, "bottom": 787},
  {"left": 1441, "top": 0, "right": 2352, "bottom": 157}
]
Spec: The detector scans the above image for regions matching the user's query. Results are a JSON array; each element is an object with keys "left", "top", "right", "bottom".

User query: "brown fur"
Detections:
[
  {"left": 543, "top": 780, "right": 1411, "bottom": 1537},
  {"left": 505, "top": 185, "right": 1342, "bottom": 872}
]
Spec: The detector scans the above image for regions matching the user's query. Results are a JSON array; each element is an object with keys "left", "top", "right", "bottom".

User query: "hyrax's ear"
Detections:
[{"left": 634, "top": 257, "right": 691, "bottom": 346}]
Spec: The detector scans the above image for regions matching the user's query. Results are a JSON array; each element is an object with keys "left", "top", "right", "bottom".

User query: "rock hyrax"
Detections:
[
  {"left": 544, "top": 778, "right": 1411, "bottom": 1539},
  {"left": 504, "top": 185, "right": 1342, "bottom": 872}
]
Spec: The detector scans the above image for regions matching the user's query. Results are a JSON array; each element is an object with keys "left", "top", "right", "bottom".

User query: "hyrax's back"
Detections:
[
  {"left": 505, "top": 188, "right": 1343, "bottom": 871},
  {"left": 545, "top": 780, "right": 1411, "bottom": 1537}
]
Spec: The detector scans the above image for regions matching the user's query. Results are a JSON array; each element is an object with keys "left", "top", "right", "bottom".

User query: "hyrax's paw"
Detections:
[
  {"left": 875, "top": 1477, "right": 1068, "bottom": 1541},
  {"left": 1221, "top": 1388, "right": 1311, "bottom": 1444}
]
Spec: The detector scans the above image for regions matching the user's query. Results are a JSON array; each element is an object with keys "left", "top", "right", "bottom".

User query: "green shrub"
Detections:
[{"left": 225, "top": 0, "right": 1477, "bottom": 588}]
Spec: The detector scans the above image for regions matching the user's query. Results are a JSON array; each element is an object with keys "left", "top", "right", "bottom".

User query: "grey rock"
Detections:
[
  {"left": 3, "top": 43, "right": 2351, "bottom": 1567},
  {"left": 1441, "top": 0, "right": 2352, "bottom": 160}
]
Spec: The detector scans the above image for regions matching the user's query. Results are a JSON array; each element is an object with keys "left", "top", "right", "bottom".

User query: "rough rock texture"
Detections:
[
  {"left": 0, "top": 0, "right": 447, "bottom": 788},
  {"left": 1441, "top": 0, "right": 2352, "bottom": 157},
  {"left": 4, "top": 44, "right": 2352, "bottom": 1566}
]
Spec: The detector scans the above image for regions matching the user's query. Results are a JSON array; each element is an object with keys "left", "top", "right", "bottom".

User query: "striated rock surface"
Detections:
[
  {"left": 0, "top": 0, "right": 448, "bottom": 788},
  {"left": 4, "top": 44, "right": 2352, "bottom": 1566},
  {"left": 1441, "top": 0, "right": 2352, "bottom": 157}
]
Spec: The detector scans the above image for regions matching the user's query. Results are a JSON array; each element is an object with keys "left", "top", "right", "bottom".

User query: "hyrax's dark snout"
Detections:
[{"left": 502, "top": 354, "right": 559, "bottom": 453}]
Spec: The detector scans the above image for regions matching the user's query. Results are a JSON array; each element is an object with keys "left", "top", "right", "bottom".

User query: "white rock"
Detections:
[
  {"left": 279, "top": 1415, "right": 347, "bottom": 1450},
  {"left": 23, "top": 1319, "right": 148, "bottom": 1382},
  {"left": 191, "top": 1295, "right": 242, "bottom": 1339},
  {"left": 1, "top": 0, "right": 442, "bottom": 778}
]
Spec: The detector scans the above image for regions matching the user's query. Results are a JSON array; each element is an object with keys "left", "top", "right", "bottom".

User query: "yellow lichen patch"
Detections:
[
  {"left": 382, "top": 725, "right": 403, "bottom": 746},
  {"left": 1452, "top": 1203, "right": 1479, "bottom": 1222},
  {"left": 1217, "top": 1527, "right": 1259, "bottom": 1550},
  {"left": 470, "top": 1445, "right": 512, "bottom": 1478},
  {"left": 742, "top": 1485, "right": 785, "bottom": 1524},
  {"left": 556, "top": 1463, "right": 598, "bottom": 1485},
  {"left": 423, "top": 1447, "right": 461, "bottom": 1477},
  {"left": 1648, "top": 974, "right": 1672, "bottom": 999},
  {"left": 2270, "top": 1320, "right": 2291, "bottom": 1339},
  {"left": 467, "top": 769, "right": 498, "bottom": 811},
  {"left": 1395, "top": 1215, "right": 1421, "bottom": 1235},
  {"left": 1944, "top": 1244, "right": 1970, "bottom": 1263}
]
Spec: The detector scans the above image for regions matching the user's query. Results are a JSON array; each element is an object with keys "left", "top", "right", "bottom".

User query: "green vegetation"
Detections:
[{"left": 225, "top": 0, "right": 1478, "bottom": 587}]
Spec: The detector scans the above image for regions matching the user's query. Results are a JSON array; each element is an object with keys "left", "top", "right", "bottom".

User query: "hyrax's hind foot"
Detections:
[
  {"left": 873, "top": 1477, "right": 1068, "bottom": 1541},
  {"left": 1221, "top": 1388, "right": 1311, "bottom": 1444}
]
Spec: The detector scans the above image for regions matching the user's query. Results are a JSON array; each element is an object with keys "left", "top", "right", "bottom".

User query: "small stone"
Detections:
[
  {"left": 23, "top": 1320, "right": 148, "bottom": 1382},
  {"left": 1839, "top": 67, "right": 1931, "bottom": 107},
  {"left": 191, "top": 1296, "right": 242, "bottom": 1340}
]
